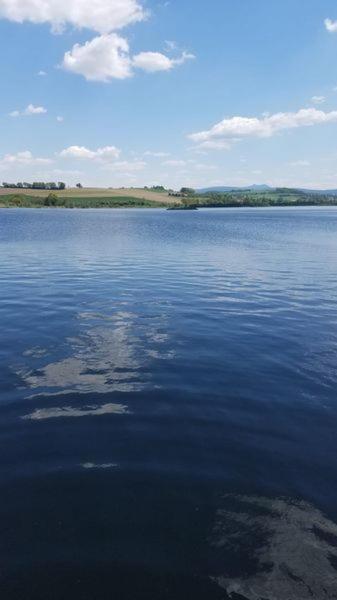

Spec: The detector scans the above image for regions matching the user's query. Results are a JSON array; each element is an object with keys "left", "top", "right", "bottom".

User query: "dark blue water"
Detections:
[{"left": 1, "top": 208, "right": 337, "bottom": 599}]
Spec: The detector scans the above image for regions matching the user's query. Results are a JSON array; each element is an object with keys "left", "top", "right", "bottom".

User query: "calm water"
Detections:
[{"left": 1, "top": 208, "right": 337, "bottom": 599}]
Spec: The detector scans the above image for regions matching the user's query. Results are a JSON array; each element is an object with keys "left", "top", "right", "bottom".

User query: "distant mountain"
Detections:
[
  {"left": 197, "top": 184, "right": 273, "bottom": 194},
  {"left": 197, "top": 185, "right": 337, "bottom": 196}
]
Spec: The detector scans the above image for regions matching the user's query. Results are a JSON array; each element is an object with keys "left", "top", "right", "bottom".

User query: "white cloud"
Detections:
[
  {"left": 189, "top": 108, "right": 337, "bottom": 149},
  {"left": 0, "top": 0, "right": 146, "bottom": 34},
  {"left": 290, "top": 160, "right": 310, "bottom": 167},
  {"left": 59, "top": 145, "right": 121, "bottom": 160},
  {"left": 62, "top": 34, "right": 132, "bottom": 81},
  {"left": 193, "top": 140, "right": 232, "bottom": 151},
  {"left": 9, "top": 104, "right": 47, "bottom": 117},
  {"left": 144, "top": 151, "right": 170, "bottom": 157},
  {"left": 311, "top": 95, "right": 325, "bottom": 105},
  {"left": 56, "top": 116, "right": 64, "bottom": 122},
  {"left": 38, "top": 70, "right": 47, "bottom": 76},
  {"left": 165, "top": 40, "right": 178, "bottom": 51},
  {"left": 63, "top": 34, "right": 194, "bottom": 81},
  {"left": 0, "top": 1, "right": 194, "bottom": 83},
  {"left": 193, "top": 163, "right": 216, "bottom": 171},
  {"left": 162, "top": 159, "right": 187, "bottom": 167},
  {"left": 133, "top": 51, "right": 194, "bottom": 73},
  {"left": 325, "top": 18, "right": 337, "bottom": 33},
  {"left": 0, "top": 151, "right": 52, "bottom": 167},
  {"left": 103, "top": 160, "right": 146, "bottom": 171},
  {"left": 25, "top": 104, "right": 47, "bottom": 115}
]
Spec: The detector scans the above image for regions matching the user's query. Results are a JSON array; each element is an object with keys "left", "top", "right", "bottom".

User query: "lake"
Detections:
[{"left": 1, "top": 207, "right": 337, "bottom": 599}]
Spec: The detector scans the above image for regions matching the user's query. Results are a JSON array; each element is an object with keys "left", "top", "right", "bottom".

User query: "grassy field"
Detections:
[
  {"left": 0, "top": 194, "right": 170, "bottom": 208},
  {"left": 2, "top": 187, "right": 337, "bottom": 209},
  {"left": 0, "top": 187, "right": 173, "bottom": 204}
]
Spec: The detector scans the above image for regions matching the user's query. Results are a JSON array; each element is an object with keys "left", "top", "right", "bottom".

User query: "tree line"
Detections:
[{"left": 2, "top": 182, "right": 66, "bottom": 190}]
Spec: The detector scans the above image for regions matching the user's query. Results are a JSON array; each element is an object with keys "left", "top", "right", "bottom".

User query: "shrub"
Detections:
[{"left": 44, "top": 193, "right": 59, "bottom": 206}]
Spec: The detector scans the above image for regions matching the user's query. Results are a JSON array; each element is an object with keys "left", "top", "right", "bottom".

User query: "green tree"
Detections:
[
  {"left": 44, "top": 193, "right": 58, "bottom": 206},
  {"left": 180, "top": 187, "right": 195, "bottom": 196}
]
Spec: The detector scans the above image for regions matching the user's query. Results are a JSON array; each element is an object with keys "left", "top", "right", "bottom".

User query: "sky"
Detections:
[{"left": 1, "top": 0, "right": 337, "bottom": 189}]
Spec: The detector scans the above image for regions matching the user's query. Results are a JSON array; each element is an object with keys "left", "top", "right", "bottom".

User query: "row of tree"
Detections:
[{"left": 2, "top": 181, "right": 66, "bottom": 190}]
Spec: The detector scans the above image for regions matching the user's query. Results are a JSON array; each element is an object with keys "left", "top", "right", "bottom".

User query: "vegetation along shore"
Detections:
[{"left": 2, "top": 184, "right": 337, "bottom": 209}]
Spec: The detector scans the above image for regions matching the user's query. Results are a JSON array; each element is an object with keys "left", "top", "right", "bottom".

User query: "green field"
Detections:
[
  {"left": 1, "top": 188, "right": 337, "bottom": 209},
  {"left": 0, "top": 186, "right": 172, "bottom": 203},
  {"left": 0, "top": 194, "right": 169, "bottom": 208},
  {"left": 192, "top": 189, "right": 337, "bottom": 208}
]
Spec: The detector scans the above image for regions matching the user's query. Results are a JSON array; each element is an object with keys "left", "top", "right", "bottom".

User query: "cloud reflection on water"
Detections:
[
  {"left": 211, "top": 494, "right": 337, "bottom": 600},
  {"left": 22, "top": 402, "right": 128, "bottom": 420},
  {"left": 20, "top": 307, "right": 175, "bottom": 397},
  {"left": 81, "top": 462, "right": 118, "bottom": 470}
]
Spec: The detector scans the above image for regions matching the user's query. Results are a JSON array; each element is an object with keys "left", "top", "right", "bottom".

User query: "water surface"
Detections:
[{"left": 1, "top": 208, "right": 337, "bottom": 599}]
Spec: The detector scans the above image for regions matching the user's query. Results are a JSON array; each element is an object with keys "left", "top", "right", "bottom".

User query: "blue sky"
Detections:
[{"left": 1, "top": 0, "right": 337, "bottom": 189}]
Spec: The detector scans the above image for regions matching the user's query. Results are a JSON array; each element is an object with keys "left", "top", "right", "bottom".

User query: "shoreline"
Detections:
[
  {"left": 2, "top": 189, "right": 337, "bottom": 210},
  {"left": 2, "top": 203, "right": 337, "bottom": 210}
]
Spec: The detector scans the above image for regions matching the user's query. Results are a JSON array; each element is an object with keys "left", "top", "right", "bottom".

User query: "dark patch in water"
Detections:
[{"left": 210, "top": 495, "right": 337, "bottom": 599}]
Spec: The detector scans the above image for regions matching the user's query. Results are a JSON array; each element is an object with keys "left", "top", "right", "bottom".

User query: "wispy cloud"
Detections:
[
  {"left": 0, "top": 151, "right": 52, "bottom": 167},
  {"left": 60, "top": 145, "right": 121, "bottom": 160},
  {"left": 311, "top": 96, "right": 325, "bottom": 105},
  {"left": 9, "top": 104, "right": 47, "bottom": 117}
]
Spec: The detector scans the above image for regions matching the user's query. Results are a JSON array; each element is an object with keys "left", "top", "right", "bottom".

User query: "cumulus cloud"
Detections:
[
  {"left": 9, "top": 104, "right": 47, "bottom": 117},
  {"left": 0, "top": 151, "right": 52, "bottom": 167},
  {"left": 63, "top": 34, "right": 194, "bottom": 81},
  {"left": 63, "top": 34, "right": 132, "bottom": 81},
  {"left": 0, "top": 1, "right": 194, "bottom": 83},
  {"left": 325, "top": 18, "right": 337, "bottom": 33},
  {"left": 133, "top": 50, "right": 194, "bottom": 73},
  {"left": 189, "top": 108, "right": 337, "bottom": 149},
  {"left": 60, "top": 145, "right": 121, "bottom": 160},
  {"left": 0, "top": 0, "right": 146, "bottom": 34}
]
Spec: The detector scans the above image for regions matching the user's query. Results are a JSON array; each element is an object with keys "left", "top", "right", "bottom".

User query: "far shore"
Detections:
[{"left": 1, "top": 186, "right": 337, "bottom": 210}]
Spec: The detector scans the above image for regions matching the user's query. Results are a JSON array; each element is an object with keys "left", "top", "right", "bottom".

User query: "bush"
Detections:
[
  {"left": 44, "top": 193, "right": 59, "bottom": 206},
  {"left": 8, "top": 194, "right": 25, "bottom": 206}
]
